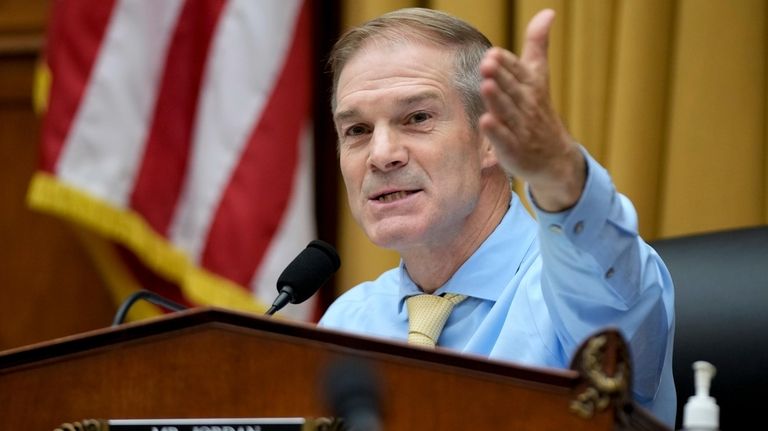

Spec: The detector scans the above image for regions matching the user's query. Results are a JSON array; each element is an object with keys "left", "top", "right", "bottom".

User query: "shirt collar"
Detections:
[{"left": 396, "top": 193, "right": 538, "bottom": 315}]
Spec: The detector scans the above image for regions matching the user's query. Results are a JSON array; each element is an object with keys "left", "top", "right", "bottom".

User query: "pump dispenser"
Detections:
[{"left": 682, "top": 361, "right": 719, "bottom": 430}]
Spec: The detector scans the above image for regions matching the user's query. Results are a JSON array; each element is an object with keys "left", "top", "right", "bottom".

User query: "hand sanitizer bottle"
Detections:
[{"left": 682, "top": 361, "right": 719, "bottom": 430}]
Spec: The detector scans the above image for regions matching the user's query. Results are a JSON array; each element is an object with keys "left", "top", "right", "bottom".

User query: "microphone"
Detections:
[
  {"left": 322, "top": 357, "right": 383, "bottom": 431},
  {"left": 266, "top": 240, "right": 340, "bottom": 316}
]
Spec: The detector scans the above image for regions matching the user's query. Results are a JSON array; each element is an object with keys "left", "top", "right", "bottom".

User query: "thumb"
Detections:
[{"left": 521, "top": 9, "right": 556, "bottom": 67}]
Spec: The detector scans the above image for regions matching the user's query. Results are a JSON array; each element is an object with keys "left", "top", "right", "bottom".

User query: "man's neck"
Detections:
[{"left": 400, "top": 175, "right": 511, "bottom": 293}]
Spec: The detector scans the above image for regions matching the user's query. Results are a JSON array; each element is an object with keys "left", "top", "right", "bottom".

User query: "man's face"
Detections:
[{"left": 334, "top": 40, "right": 496, "bottom": 252}]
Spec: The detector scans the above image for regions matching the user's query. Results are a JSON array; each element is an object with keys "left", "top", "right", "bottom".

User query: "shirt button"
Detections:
[
  {"left": 573, "top": 221, "right": 584, "bottom": 234},
  {"left": 605, "top": 267, "right": 615, "bottom": 279},
  {"left": 549, "top": 224, "right": 563, "bottom": 234}
]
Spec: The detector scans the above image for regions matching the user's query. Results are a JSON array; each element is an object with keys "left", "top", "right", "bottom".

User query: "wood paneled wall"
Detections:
[{"left": 0, "top": 0, "right": 115, "bottom": 350}]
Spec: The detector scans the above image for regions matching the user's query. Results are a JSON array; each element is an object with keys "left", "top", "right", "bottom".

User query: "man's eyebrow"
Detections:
[
  {"left": 333, "top": 109, "right": 359, "bottom": 123},
  {"left": 396, "top": 91, "right": 442, "bottom": 107},
  {"left": 333, "top": 91, "right": 443, "bottom": 123}
]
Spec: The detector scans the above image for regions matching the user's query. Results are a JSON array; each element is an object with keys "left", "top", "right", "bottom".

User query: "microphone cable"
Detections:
[{"left": 112, "top": 289, "right": 187, "bottom": 326}]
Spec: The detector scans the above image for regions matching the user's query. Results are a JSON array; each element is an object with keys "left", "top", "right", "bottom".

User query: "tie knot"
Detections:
[{"left": 406, "top": 293, "right": 467, "bottom": 348}]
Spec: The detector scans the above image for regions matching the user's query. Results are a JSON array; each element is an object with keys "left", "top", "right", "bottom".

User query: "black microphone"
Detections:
[
  {"left": 266, "top": 240, "right": 340, "bottom": 316},
  {"left": 323, "top": 357, "right": 383, "bottom": 431}
]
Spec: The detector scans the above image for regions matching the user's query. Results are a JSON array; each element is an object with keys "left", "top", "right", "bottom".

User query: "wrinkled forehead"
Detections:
[
  {"left": 343, "top": 36, "right": 454, "bottom": 74},
  {"left": 333, "top": 35, "right": 457, "bottom": 108}
]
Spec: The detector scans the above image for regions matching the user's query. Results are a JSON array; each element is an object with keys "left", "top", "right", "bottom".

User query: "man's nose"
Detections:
[{"left": 367, "top": 127, "right": 408, "bottom": 172}]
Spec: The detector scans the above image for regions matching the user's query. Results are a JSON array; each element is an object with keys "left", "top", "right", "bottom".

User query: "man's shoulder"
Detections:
[
  {"left": 319, "top": 267, "right": 401, "bottom": 326},
  {"left": 333, "top": 267, "right": 400, "bottom": 303}
]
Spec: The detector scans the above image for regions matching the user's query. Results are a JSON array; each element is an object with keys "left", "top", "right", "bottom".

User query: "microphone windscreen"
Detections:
[
  {"left": 276, "top": 240, "right": 341, "bottom": 304},
  {"left": 323, "top": 357, "right": 382, "bottom": 431}
]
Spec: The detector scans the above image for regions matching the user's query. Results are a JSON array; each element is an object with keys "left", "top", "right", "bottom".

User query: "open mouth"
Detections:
[{"left": 373, "top": 190, "right": 420, "bottom": 203}]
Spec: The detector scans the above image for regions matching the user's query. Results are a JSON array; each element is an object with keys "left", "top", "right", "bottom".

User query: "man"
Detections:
[{"left": 319, "top": 8, "right": 675, "bottom": 427}]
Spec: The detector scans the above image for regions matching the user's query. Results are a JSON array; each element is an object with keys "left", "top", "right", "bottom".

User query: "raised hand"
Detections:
[{"left": 479, "top": 9, "right": 585, "bottom": 212}]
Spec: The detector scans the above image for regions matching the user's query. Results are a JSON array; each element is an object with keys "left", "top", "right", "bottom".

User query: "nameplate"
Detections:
[
  {"left": 53, "top": 418, "right": 341, "bottom": 431},
  {"left": 108, "top": 418, "right": 312, "bottom": 431}
]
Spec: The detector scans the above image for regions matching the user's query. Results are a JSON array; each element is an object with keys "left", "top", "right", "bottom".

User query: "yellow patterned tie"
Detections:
[{"left": 406, "top": 293, "right": 467, "bottom": 348}]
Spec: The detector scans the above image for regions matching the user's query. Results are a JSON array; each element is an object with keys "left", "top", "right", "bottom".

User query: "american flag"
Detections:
[{"left": 28, "top": 0, "right": 318, "bottom": 320}]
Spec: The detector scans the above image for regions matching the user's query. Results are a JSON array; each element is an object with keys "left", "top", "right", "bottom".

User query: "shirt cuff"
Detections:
[{"left": 527, "top": 146, "right": 614, "bottom": 249}]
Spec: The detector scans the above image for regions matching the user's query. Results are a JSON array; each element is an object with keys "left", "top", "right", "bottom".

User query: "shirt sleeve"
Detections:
[{"left": 528, "top": 147, "right": 674, "bottom": 403}]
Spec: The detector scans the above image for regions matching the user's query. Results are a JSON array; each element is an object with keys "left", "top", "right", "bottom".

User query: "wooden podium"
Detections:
[{"left": 0, "top": 307, "right": 669, "bottom": 430}]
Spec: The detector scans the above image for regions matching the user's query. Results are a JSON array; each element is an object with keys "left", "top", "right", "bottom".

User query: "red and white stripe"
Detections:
[{"left": 40, "top": 0, "right": 316, "bottom": 320}]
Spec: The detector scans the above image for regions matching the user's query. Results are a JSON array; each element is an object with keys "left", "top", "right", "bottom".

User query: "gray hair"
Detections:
[{"left": 328, "top": 8, "right": 492, "bottom": 126}]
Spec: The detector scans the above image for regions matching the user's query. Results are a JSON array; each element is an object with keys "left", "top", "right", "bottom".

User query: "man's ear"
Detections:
[{"left": 479, "top": 134, "right": 499, "bottom": 169}]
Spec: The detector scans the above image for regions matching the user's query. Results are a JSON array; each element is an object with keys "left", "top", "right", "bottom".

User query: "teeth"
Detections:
[{"left": 378, "top": 191, "right": 410, "bottom": 203}]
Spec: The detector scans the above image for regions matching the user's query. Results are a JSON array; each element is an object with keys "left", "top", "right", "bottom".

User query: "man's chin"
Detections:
[{"left": 365, "top": 223, "right": 423, "bottom": 251}]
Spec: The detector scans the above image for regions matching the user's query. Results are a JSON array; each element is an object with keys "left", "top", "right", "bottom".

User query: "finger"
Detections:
[
  {"left": 480, "top": 78, "right": 524, "bottom": 132},
  {"left": 480, "top": 113, "right": 517, "bottom": 147},
  {"left": 479, "top": 113, "right": 520, "bottom": 165},
  {"left": 521, "top": 9, "right": 556, "bottom": 68},
  {"left": 480, "top": 52, "right": 526, "bottom": 105},
  {"left": 481, "top": 47, "right": 532, "bottom": 86}
]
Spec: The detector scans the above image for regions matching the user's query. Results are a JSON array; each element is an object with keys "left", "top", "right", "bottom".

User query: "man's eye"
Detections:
[
  {"left": 345, "top": 125, "right": 369, "bottom": 136},
  {"left": 408, "top": 111, "right": 432, "bottom": 124}
]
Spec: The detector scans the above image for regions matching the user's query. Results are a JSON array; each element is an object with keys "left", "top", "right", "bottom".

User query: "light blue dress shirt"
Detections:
[{"left": 319, "top": 151, "right": 676, "bottom": 427}]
